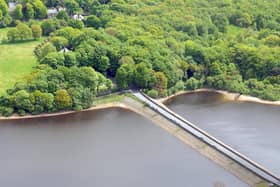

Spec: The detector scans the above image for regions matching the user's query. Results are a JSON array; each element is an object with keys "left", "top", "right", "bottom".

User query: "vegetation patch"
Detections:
[
  {"left": 0, "top": 0, "right": 280, "bottom": 116},
  {"left": 93, "top": 94, "right": 125, "bottom": 106},
  {"left": 0, "top": 33, "right": 41, "bottom": 95}
]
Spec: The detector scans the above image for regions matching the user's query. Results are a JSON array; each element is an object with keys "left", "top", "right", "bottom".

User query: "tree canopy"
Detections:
[{"left": 1, "top": 0, "right": 280, "bottom": 116}]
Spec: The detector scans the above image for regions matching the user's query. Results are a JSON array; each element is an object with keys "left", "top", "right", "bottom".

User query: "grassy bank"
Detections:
[
  {"left": 93, "top": 94, "right": 125, "bottom": 106},
  {"left": 0, "top": 28, "right": 42, "bottom": 95}
]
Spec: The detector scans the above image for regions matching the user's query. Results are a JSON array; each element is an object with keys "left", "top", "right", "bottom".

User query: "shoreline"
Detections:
[
  {"left": 0, "top": 102, "right": 128, "bottom": 121},
  {"left": 158, "top": 88, "right": 280, "bottom": 106},
  {"left": 1, "top": 89, "right": 279, "bottom": 121},
  {"left": 0, "top": 94, "right": 271, "bottom": 185}
]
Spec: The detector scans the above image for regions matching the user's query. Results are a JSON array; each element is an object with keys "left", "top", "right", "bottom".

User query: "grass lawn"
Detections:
[
  {"left": 94, "top": 94, "right": 125, "bottom": 106},
  {"left": 0, "top": 28, "right": 43, "bottom": 95}
]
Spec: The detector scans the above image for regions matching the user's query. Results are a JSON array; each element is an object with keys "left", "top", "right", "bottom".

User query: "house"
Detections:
[
  {"left": 47, "top": 8, "right": 58, "bottom": 18},
  {"left": 73, "top": 14, "right": 85, "bottom": 21},
  {"left": 8, "top": 2, "right": 17, "bottom": 12},
  {"left": 47, "top": 7, "right": 66, "bottom": 18},
  {"left": 58, "top": 7, "right": 66, "bottom": 12},
  {"left": 59, "top": 47, "right": 70, "bottom": 53}
]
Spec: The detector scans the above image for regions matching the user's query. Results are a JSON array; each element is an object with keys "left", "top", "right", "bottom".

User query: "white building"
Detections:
[
  {"left": 47, "top": 7, "right": 66, "bottom": 18},
  {"left": 58, "top": 7, "right": 66, "bottom": 12},
  {"left": 73, "top": 14, "right": 85, "bottom": 21},
  {"left": 47, "top": 8, "right": 58, "bottom": 18},
  {"left": 8, "top": 2, "right": 17, "bottom": 12},
  {"left": 59, "top": 47, "right": 70, "bottom": 53}
]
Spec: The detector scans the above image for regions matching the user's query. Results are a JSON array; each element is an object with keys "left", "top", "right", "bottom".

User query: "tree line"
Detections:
[{"left": 1, "top": 0, "right": 280, "bottom": 116}]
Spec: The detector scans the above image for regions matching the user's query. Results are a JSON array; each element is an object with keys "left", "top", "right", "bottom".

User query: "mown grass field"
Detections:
[{"left": 0, "top": 28, "right": 41, "bottom": 95}]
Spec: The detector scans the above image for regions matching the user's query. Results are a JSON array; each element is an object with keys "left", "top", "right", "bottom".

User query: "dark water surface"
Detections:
[
  {"left": 0, "top": 108, "right": 246, "bottom": 187},
  {"left": 165, "top": 91, "right": 280, "bottom": 176}
]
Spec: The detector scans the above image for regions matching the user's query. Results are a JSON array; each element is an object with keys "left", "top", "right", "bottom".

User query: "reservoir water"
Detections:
[
  {"left": 0, "top": 108, "right": 246, "bottom": 187},
  {"left": 165, "top": 91, "right": 280, "bottom": 176}
]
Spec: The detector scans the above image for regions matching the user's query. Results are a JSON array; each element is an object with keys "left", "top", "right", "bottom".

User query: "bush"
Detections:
[
  {"left": 64, "top": 52, "right": 77, "bottom": 67},
  {"left": 7, "top": 23, "right": 32, "bottom": 42},
  {"left": 85, "top": 15, "right": 101, "bottom": 29},
  {"left": 174, "top": 81, "right": 185, "bottom": 91},
  {"left": 33, "top": 0, "right": 47, "bottom": 19},
  {"left": 0, "top": 15, "right": 12, "bottom": 27},
  {"left": 25, "top": 3, "right": 34, "bottom": 20},
  {"left": 17, "top": 23, "right": 32, "bottom": 40},
  {"left": 31, "top": 24, "right": 42, "bottom": 39},
  {"left": 18, "top": 109, "right": 26, "bottom": 116},
  {"left": 55, "top": 89, "right": 72, "bottom": 110},
  {"left": 40, "top": 52, "right": 65, "bottom": 68},
  {"left": 0, "top": 106, "right": 14, "bottom": 117},
  {"left": 41, "top": 19, "right": 59, "bottom": 36},
  {"left": 50, "top": 36, "right": 69, "bottom": 50},
  {"left": 185, "top": 77, "right": 200, "bottom": 90},
  {"left": 13, "top": 90, "right": 34, "bottom": 112},
  {"left": 68, "top": 19, "right": 84, "bottom": 29},
  {"left": 36, "top": 43, "right": 57, "bottom": 60},
  {"left": 230, "top": 12, "right": 252, "bottom": 28},
  {"left": 7, "top": 28, "right": 19, "bottom": 42},
  {"left": 147, "top": 89, "right": 159, "bottom": 98},
  {"left": 12, "top": 4, "right": 23, "bottom": 20},
  {"left": 263, "top": 35, "right": 280, "bottom": 46},
  {"left": 166, "top": 81, "right": 185, "bottom": 96},
  {"left": 56, "top": 11, "right": 69, "bottom": 21}
]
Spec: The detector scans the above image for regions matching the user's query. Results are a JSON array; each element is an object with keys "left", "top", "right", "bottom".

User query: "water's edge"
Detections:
[
  {"left": 1, "top": 89, "right": 279, "bottom": 121},
  {"left": 0, "top": 95, "right": 272, "bottom": 186},
  {"left": 159, "top": 89, "right": 280, "bottom": 106}
]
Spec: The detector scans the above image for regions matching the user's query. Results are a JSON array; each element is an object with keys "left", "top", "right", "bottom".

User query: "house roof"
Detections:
[
  {"left": 59, "top": 47, "right": 70, "bottom": 53},
  {"left": 8, "top": 2, "right": 17, "bottom": 11},
  {"left": 73, "top": 14, "right": 85, "bottom": 20},
  {"left": 47, "top": 9, "right": 58, "bottom": 14}
]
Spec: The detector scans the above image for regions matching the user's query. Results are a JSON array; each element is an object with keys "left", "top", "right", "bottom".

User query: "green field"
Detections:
[{"left": 0, "top": 29, "right": 41, "bottom": 95}]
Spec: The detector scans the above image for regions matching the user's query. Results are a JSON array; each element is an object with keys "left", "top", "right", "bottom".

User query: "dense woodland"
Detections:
[{"left": 0, "top": 0, "right": 280, "bottom": 116}]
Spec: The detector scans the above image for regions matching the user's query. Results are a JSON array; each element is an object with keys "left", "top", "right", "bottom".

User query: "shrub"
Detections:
[
  {"left": 0, "top": 15, "right": 12, "bottom": 27},
  {"left": 85, "top": 15, "right": 101, "bottom": 29},
  {"left": 16, "top": 23, "right": 32, "bottom": 40},
  {"left": 7, "top": 23, "right": 32, "bottom": 42},
  {"left": 40, "top": 52, "right": 65, "bottom": 68},
  {"left": 56, "top": 11, "right": 69, "bottom": 21},
  {"left": 147, "top": 89, "right": 159, "bottom": 98},
  {"left": 12, "top": 4, "right": 23, "bottom": 20},
  {"left": 31, "top": 24, "right": 42, "bottom": 39},
  {"left": 68, "top": 19, "right": 84, "bottom": 29},
  {"left": 64, "top": 52, "right": 77, "bottom": 67},
  {"left": 50, "top": 36, "right": 69, "bottom": 50},
  {"left": 36, "top": 43, "right": 57, "bottom": 60},
  {"left": 55, "top": 89, "right": 72, "bottom": 110},
  {"left": 41, "top": 19, "right": 59, "bottom": 36},
  {"left": 0, "top": 106, "right": 14, "bottom": 117},
  {"left": 185, "top": 77, "right": 200, "bottom": 90},
  {"left": 25, "top": 3, "right": 34, "bottom": 20},
  {"left": 7, "top": 28, "right": 19, "bottom": 42},
  {"left": 18, "top": 109, "right": 26, "bottom": 116}
]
